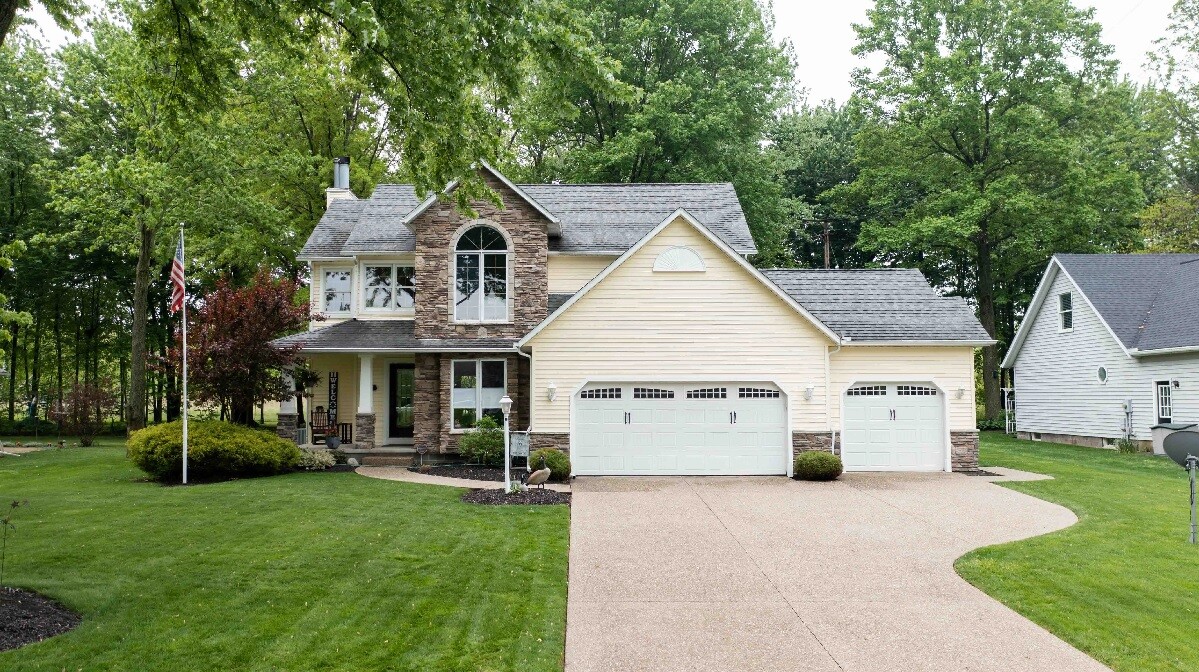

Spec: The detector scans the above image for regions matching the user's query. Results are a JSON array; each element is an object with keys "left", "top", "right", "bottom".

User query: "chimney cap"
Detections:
[{"left": 334, "top": 156, "right": 350, "bottom": 165}]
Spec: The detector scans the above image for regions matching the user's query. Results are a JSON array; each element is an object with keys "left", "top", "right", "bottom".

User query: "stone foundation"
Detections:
[
  {"left": 792, "top": 432, "right": 838, "bottom": 456},
  {"left": 1016, "top": 431, "right": 1150, "bottom": 452},
  {"left": 950, "top": 431, "right": 979, "bottom": 471},
  {"left": 276, "top": 413, "right": 298, "bottom": 443},
  {"left": 530, "top": 433, "right": 571, "bottom": 454},
  {"left": 355, "top": 413, "right": 376, "bottom": 450}
]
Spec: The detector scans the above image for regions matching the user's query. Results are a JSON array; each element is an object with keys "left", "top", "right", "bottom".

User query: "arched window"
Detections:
[{"left": 454, "top": 225, "right": 508, "bottom": 321}]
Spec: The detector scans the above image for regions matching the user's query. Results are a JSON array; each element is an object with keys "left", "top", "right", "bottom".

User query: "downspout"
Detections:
[
  {"left": 514, "top": 345, "right": 533, "bottom": 432},
  {"left": 826, "top": 335, "right": 844, "bottom": 453}
]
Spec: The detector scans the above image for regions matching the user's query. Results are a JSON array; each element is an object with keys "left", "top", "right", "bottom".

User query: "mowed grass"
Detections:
[
  {"left": 0, "top": 445, "right": 568, "bottom": 671},
  {"left": 957, "top": 432, "right": 1199, "bottom": 671}
]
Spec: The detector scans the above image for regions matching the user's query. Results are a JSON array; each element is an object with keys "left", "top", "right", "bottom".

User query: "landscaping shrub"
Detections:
[
  {"left": 793, "top": 451, "right": 843, "bottom": 481},
  {"left": 127, "top": 420, "right": 301, "bottom": 482},
  {"left": 529, "top": 448, "right": 571, "bottom": 482},
  {"left": 1116, "top": 438, "right": 1140, "bottom": 454},
  {"left": 457, "top": 416, "right": 503, "bottom": 466},
  {"left": 298, "top": 447, "right": 336, "bottom": 470}
]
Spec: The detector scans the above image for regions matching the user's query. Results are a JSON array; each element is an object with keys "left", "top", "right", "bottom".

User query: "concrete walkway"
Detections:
[
  {"left": 566, "top": 473, "right": 1107, "bottom": 672},
  {"left": 355, "top": 466, "right": 571, "bottom": 492}
]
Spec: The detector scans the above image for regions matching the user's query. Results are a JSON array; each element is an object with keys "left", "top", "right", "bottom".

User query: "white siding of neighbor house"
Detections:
[
  {"left": 527, "top": 217, "right": 836, "bottom": 433},
  {"left": 1013, "top": 268, "right": 1199, "bottom": 440},
  {"left": 547, "top": 255, "right": 618, "bottom": 293},
  {"left": 829, "top": 346, "right": 978, "bottom": 431}
]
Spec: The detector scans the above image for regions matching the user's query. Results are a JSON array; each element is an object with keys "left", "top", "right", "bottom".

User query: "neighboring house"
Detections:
[
  {"left": 272, "top": 159, "right": 992, "bottom": 475},
  {"left": 1002, "top": 253, "right": 1199, "bottom": 448}
]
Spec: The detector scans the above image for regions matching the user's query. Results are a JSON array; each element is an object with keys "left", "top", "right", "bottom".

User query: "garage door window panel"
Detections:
[
  {"left": 634, "top": 387, "right": 674, "bottom": 399},
  {"left": 686, "top": 387, "right": 727, "bottom": 399},
  {"left": 452, "top": 360, "right": 506, "bottom": 429}
]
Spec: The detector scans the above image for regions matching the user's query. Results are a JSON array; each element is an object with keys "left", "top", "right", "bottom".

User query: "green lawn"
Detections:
[
  {"left": 0, "top": 445, "right": 568, "bottom": 671},
  {"left": 958, "top": 432, "right": 1199, "bottom": 672}
]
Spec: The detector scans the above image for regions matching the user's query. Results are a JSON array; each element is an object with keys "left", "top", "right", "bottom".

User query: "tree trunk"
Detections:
[
  {"left": 127, "top": 221, "right": 154, "bottom": 433},
  {"left": 976, "top": 237, "right": 1002, "bottom": 422},
  {"left": 30, "top": 309, "right": 41, "bottom": 419},
  {"left": 54, "top": 300, "right": 63, "bottom": 430},
  {"left": 7, "top": 322, "right": 17, "bottom": 422},
  {"left": 0, "top": 0, "right": 17, "bottom": 49}
]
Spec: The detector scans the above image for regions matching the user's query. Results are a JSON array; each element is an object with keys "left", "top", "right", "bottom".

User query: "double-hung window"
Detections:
[
  {"left": 454, "top": 226, "right": 508, "bottom": 322},
  {"left": 322, "top": 269, "right": 352, "bottom": 314},
  {"left": 363, "top": 264, "right": 415, "bottom": 311},
  {"left": 1058, "top": 292, "right": 1073, "bottom": 331},
  {"left": 451, "top": 360, "right": 506, "bottom": 429}
]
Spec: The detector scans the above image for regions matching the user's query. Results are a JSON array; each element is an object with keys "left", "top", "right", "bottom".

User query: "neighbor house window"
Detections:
[
  {"left": 454, "top": 225, "right": 508, "bottom": 322},
  {"left": 363, "top": 264, "right": 415, "bottom": 311},
  {"left": 1157, "top": 381, "right": 1173, "bottom": 424},
  {"left": 452, "top": 360, "right": 506, "bottom": 429},
  {"left": 322, "top": 269, "right": 352, "bottom": 314},
  {"left": 1097, "top": 367, "right": 1108, "bottom": 384},
  {"left": 1059, "top": 292, "right": 1073, "bottom": 330}
]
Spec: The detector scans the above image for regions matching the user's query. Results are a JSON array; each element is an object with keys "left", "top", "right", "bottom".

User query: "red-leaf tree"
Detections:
[
  {"left": 181, "top": 269, "right": 308, "bottom": 426},
  {"left": 49, "top": 379, "right": 120, "bottom": 447}
]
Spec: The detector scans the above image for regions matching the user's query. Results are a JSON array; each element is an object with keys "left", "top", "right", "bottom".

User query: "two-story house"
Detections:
[{"left": 273, "top": 159, "right": 993, "bottom": 476}]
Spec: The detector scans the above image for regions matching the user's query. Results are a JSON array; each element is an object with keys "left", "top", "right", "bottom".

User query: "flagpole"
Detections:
[{"left": 180, "top": 224, "right": 189, "bottom": 485}]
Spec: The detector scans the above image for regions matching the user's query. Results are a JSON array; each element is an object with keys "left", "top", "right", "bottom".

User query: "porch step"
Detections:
[{"left": 357, "top": 453, "right": 417, "bottom": 467}]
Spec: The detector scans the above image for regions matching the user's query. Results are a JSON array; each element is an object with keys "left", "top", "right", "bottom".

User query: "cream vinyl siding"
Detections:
[
  {"left": 547, "top": 255, "right": 617, "bottom": 293},
  {"left": 527, "top": 217, "right": 833, "bottom": 433},
  {"left": 830, "top": 346, "right": 977, "bottom": 431},
  {"left": 1013, "top": 270, "right": 1199, "bottom": 440},
  {"left": 305, "top": 354, "right": 360, "bottom": 432},
  {"left": 310, "top": 261, "right": 353, "bottom": 328}
]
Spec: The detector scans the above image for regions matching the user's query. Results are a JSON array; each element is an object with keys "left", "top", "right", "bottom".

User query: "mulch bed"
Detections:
[
  {"left": 0, "top": 587, "right": 81, "bottom": 652},
  {"left": 327, "top": 464, "right": 358, "bottom": 472},
  {"left": 461, "top": 488, "right": 571, "bottom": 506},
  {"left": 408, "top": 464, "right": 523, "bottom": 482},
  {"left": 958, "top": 468, "right": 1001, "bottom": 477}
]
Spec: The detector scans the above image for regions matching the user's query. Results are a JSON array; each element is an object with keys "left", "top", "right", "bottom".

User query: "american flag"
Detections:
[{"left": 169, "top": 231, "right": 186, "bottom": 314}]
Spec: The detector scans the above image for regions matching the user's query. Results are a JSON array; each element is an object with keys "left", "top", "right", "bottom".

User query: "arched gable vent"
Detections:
[{"left": 653, "top": 246, "right": 705, "bottom": 272}]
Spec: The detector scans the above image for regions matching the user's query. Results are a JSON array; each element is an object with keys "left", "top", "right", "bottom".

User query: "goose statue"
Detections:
[{"left": 524, "top": 456, "right": 552, "bottom": 490}]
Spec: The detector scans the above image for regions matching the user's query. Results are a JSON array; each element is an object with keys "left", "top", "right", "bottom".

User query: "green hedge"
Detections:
[
  {"left": 457, "top": 416, "right": 504, "bottom": 466},
  {"left": 128, "top": 420, "right": 301, "bottom": 482},
  {"left": 529, "top": 448, "right": 571, "bottom": 482},
  {"left": 793, "top": 451, "right": 843, "bottom": 481}
]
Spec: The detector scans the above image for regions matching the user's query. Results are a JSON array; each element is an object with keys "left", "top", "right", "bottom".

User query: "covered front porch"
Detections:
[{"left": 273, "top": 320, "right": 529, "bottom": 462}]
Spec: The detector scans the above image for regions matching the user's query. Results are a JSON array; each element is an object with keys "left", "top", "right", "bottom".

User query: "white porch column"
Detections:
[
  {"left": 280, "top": 367, "right": 297, "bottom": 414},
  {"left": 358, "top": 354, "right": 374, "bottom": 413}
]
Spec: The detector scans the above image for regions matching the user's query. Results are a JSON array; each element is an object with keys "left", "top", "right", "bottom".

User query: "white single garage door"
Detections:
[
  {"left": 573, "top": 383, "right": 789, "bottom": 476},
  {"left": 841, "top": 383, "right": 946, "bottom": 471}
]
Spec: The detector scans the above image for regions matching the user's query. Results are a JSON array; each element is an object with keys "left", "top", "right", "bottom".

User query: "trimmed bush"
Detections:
[
  {"left": 128, "top": 420, "right": 301, "bottom": 482},
  {"left": 529, "top": 448, "right": 571, "bottom": 482},
  {"left": 457, "top": 416, "right": 504, "bottom": 466},
  {"left": 793, "top": 451, "right": 843, "bottom": 481},
  {"left": 298, "top": 447, "right": 336, "bottom": 470}
]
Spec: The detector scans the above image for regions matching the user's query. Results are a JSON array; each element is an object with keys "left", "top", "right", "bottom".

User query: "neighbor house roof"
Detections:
[
  {"left": 762, "top": 269, "right": 993, "bottom": 344},
  {"left": 1002, "top": 253, "right": 1199, "bottom": 366},
  {"left": 298, "top": 176, "right": 757, "bottom": 260},
  {"left": 272, "top": 320, "right": 516, "bottom": 352}
]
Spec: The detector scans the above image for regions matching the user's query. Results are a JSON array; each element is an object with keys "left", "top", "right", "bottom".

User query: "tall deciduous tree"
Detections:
[
  {"left": 183, "top": 269, "right": 307, "bottom": 426},
  {"left": 847, "top": 0, "right": 1151, "bottom": 420},
  {"left": 508, "top": 0, "right": 794, "bottom": 259}
]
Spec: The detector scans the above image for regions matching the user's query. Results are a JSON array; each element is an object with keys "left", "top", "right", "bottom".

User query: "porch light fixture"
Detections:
[
  {"left": 546, "top": 382, "right": 558, "bottom": 402},
  {"left": 803, "top": 384, "right": 814, "bottom": 401},
  {"left": 500, "top": 395, "right": 513, "bottom": 418}
]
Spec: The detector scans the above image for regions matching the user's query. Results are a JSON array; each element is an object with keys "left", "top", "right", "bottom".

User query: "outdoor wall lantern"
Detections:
[
  {"left": 546, "top": 382, "right": 558, "bottom": 402},
  {"left": 803, "top": 384, "right": 814, "bottom": 401},
  {"left": 956, "top": 387, "right": 966, "bottom": 399}
]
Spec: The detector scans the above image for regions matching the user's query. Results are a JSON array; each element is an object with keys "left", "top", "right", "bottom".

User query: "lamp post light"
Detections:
[{"left": 499, "top": 394, "right": 513, "bottom": 492}]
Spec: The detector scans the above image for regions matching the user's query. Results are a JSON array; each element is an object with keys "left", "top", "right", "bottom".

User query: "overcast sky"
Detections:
[{"left": 27, "top": 0, "right": 1178, "bottom": 103}]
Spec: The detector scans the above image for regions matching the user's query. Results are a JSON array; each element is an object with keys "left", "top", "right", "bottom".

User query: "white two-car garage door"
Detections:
[
  {"left": 573, "top": 383, "right": 789, "bottom": 476},
  {"left": 841, "top": 383, "right": 946, "bottom": 471}
]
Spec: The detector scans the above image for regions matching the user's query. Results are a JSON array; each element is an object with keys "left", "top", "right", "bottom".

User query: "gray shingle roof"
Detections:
[
  {"left": 1055, "top": 253, "right": 1199, "bottom": 352},
  {"left": 298, "top": 181, "right": 755, "bottom": 259},
  {"left": 298, "top": 199, "right": 366, "bottom": 258},
  {"left": 272, "top": 320, "right": 516, "bottom": 351},
  {"left": 521, "top": 183, "right": 756, "bottom": 254},
  {"left": 340, "top": 185, "right": 421, "bottom": 254},
  {"left": 761, "top": 269, "right": 993, "bottom": 343}
]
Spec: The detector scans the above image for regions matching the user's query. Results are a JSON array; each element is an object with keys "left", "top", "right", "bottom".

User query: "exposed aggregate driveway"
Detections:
[{"left": 565, "top": 473, "right": 1108, "bottom": 672}]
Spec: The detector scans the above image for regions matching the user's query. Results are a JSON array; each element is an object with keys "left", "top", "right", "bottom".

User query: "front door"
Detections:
[{"left": 388, "top": 363, "right": 415, "bottom": 439}]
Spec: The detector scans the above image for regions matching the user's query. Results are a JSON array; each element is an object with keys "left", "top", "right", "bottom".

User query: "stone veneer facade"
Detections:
[
  {"left": 355, "top": 413, "right": 376, "bottom": 450},
  {"left": 276, "top": 413, "right": 298, "bottom": 442},
  {"left": 950, "top": 430, "right": 979, "bottom": 471},
  {"left": 530, "top": 433, "right": 571, "bottom": 454},
  {"left": 412, "top": 172, "right": 550, "bottom": 341},
  {"left": 792, "top": 432, "right": 838, "bottom": 455},
  {"left": 412, "top": 352, "right": 528, "bottom": 454}
]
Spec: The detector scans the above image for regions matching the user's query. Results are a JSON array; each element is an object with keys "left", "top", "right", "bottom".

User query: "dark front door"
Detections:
[{"left": 389, "top": 363, "right": 415, "bottom": 439}]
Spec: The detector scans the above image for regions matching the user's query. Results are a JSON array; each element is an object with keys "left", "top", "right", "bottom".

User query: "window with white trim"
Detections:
[
  {"left": 1097, "top": 367, "right": 1108, "bottom": 384},
  {"left": 686, "top": 387, "right": 727, "bottom": 399},
  {"left": 454, "top": 225, "right": 508, "bottom": 322},
  {"left": 738, "top": 387, "right": 780, "bottom": 398},
  {"left": 1157, "top": 381, "right": 1173, "bottom": 424},
  {"left": 580, "top": 387, "right": 621, "bottom": 399},
  {"left": 634, "top": 387, "right": 674, "bottom": 399},
  {"left": 1059, "top": 292, "right": 1073, "bottom": 331},
  {"left": 896, "top": 385, "right": 937, "bottom": 396},
  {"left": 847, "top": 385, "right": 887, "bottom": 396},
  {"left": 363, "top": 264, "right": 415, "bottom": 311},
  {"left": 322, "top": 268, "right": 352, "bottom": 314},
  {"left": 451, "top": 360, "right": 506, "bottom": 429}
]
